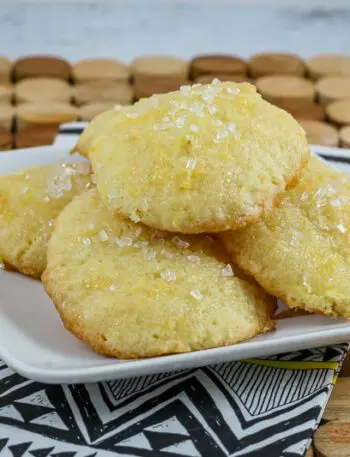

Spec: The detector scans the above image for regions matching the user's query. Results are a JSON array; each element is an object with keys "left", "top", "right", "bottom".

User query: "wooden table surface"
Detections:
[{"left": 312, "top": 354, "right": 350, "bottom": 457}]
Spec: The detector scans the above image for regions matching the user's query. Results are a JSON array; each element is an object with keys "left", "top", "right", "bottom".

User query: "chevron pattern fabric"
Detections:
[{"left": 0, "top": 344, "right": 348, "bottom": 457}]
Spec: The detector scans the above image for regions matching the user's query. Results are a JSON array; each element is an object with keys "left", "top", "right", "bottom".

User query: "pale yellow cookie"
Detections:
[
  {"left": 87, "top": 82, "right": 309, "bottom": 233},
  {"left": 43, "top": 188, "right": 275, "bottom": 359},
  {"left": 220, "top": 157, "right": 350, "bottom": 319},
  {"left": 72, "top": 108, "right": 123, "bottom": 157},
  {"left": 0, "top": 163, "right": 92, "bottom": 278}
]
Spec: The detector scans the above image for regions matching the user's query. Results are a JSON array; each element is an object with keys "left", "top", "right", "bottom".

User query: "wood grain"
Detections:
[
  {"left": 0, "top": 126, "right": 13, "bottom": 150},
  {"left": 16, "top": 102, "right": 77, "bottom": 131},
  {"left": 190, "top": 54, "right": 246, "bottom": 79},
  {"left": 134, "top": 76, "right": 189, "bottom": 100},
  {"left": 316, "top": 77, "right": 350, "bottom": 105},
  {"left": 13, "top": 55, "right": 71, "bottom": 81},
  {"left": 314, "top": 422, "right": 350, "bottom": 457},
  {"left": 248, "top": 52, "right": 305, "bottom": 78},
  {"left": 0, "top": 56, "right": 11, "bottom": 82},
  {"left": 339, "top": 126, "right": 350, "bottom": 148},
  {"left": 326, "top": 99, "right": 350, "bottom": 127},
  {"left": 256, "top": 75, "right": 315, "bottom": 104},
  {"left": 307, "top": 55, "right": 350, "bottom": 80},
  {"left": 297, "top": 120, "right": 339, "bottom": 147},
  {"left": 132, "top": 56, "right": 189, "bottom": 79},
  {"left": 323, "top": 378, "right": 350, "bottom": 421},
  {"left": 306, "top": 445, "right": 314, "bottom": 457},
  {"left": 74, "top": 80, "right": 133, "bottom": 105},
  {"left": 15, "top": 77, "right": 72, "bottom": 104},
  {"left": 72, "top": 58, "right": 129, "bottom": 83}
]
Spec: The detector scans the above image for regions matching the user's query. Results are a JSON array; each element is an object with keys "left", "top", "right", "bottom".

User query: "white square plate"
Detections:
[{"left": 1, "top": 145, "right": 350, "bottom": 384}]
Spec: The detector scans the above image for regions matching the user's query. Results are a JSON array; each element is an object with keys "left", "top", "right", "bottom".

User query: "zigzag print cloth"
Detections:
[{"left": 0, "top": 345, "right": 348, "bottom": 457}]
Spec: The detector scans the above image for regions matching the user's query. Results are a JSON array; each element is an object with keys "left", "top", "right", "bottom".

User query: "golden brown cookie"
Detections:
[
  {"left": 190, "top": 55, "right": 247, "bottom": 79},
  {"left": 0, "top": 163, "right": 92, "bottom": 278},
  {"left": 43, "top": 188, "right": 275, "bottom": 359},
  {"left": 87, "top": 82, "right": 309, "bottom": 233},
  {"left": 220, "top": 157, "right": 350, "bottom": 319}
]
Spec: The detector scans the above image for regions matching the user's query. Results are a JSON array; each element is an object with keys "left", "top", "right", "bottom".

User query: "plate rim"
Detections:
[{"left": 1, "top": 144, "right": 350, "bottom": 384}]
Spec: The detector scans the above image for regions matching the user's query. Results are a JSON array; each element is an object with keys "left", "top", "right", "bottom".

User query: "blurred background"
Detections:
[{"left": 1, "top": 0, "right": 350, "bottom": 150}]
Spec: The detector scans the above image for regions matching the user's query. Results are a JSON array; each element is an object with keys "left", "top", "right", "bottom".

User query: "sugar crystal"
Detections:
[
  {"left": 82, "top": 237, "right": 91, "bottom": 246},
  {"left": 172, "top": 236, "right": 190, "bottom": 249},
  {"left": 144, "top": 248, "right": 156, "bottom": 260},
  {"left": 161, "top": 269, "right": 177, "bottom": 282},
  {"left": 140, "top": 199, "right": 149, "bottom": 212},
  {"left": 115, "top": 237, "right": 133, "bottom": 247},
  {"left": 186, "top": 158, "right": 197, "bottom": 170},
  {"left": 75, "top": 163, "right": 91, "bottom": 175},
  {"left": 337, "top": 224, "right": 347, "bottom": 234},
  {"left": 222, "top": 264, "right": 233, "bottom": 277},
  {"left": 227, "top": 122, "right": 236, "bottom": 134},
  {"left": 227, "top": 87, "right": 240, "bottom": 95},
  {"left": 160, "top": 249, "right": 174, "bottom": 259},
  {"left": 99, "top": 230, "right": 109, "bottom": 242},
  {"left": 180, "top": 85, "right": 191, "bottom": 95},
  {"left": 187, "top": 255, "right": 200, "bottom": 263},
  {"left": 127, "top": 113, "right": 139, "bottom": 119},
  {"left": 190, "top": 289, "right": 203, "bottom": 301}
]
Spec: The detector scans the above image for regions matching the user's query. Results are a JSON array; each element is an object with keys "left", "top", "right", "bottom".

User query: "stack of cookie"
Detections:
[{"left": 1, "top": 81, "right": 349, "bottom": 359}]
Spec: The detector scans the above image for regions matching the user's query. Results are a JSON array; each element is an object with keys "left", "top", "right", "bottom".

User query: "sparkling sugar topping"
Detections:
[
  {"left": 82, "top": 237, "right": 91, "bottom": 246},
  {"left": 99, "top": 230, "right": 109, "bottom": 242},
  {"left": 186, "top": 158, "right": 197, "bottom": 170},
  {"left": 45, "top": 165, "right": 80, "bottom": 199},
  {"left": 115, "top": 237, "right": 133, "bottom": 247},
  {"left": 161, "top": 269, "right": 177, "bottom": 282},
  {"left": 310, "top": 179, "right": 349, "bottom": 233},
  {"left": 190, "top": 289, "right": 203, "bottom": 301},
  {"left": 172, "top": 236, "right": 190, "bottom": 249},
  {"left": 221, "top": 264, "right": 234, "bottom": 277},
  {"left": 187, "top": 255, "right": 200, "bottom": 263},
  {"left": 150, "top": 83, "right": 241, "bottom": 143}
]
